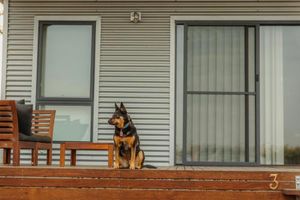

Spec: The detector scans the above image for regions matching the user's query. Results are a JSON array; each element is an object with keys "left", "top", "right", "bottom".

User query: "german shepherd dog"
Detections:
[{"left": 108, "top": 103, "right": 145, "bottom": 169}]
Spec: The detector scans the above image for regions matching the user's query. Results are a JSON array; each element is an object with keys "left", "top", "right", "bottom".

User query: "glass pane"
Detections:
[
  {"left": 186, "top": 26, "right": 254, "bottom": 92},
  {"left": 260, "top": 26, "right": 300, "bottom": 165},
  {"left": 41, "top": 24, "right": 93, "bottom": 98},
  {"left": 260, "top": 26, "right": 284, "bottom": 164},
  {"left": 248, "top": 27, "right": 256, "bottom": 92},
  {"left": 248, "top": 96, "right": 256, "bottom": 163},
  {"left": 176, "top": 25, "right": 184, "bottom": 164},
  {"left": 41, "top": 105, "right": 91, "bottom": 142},
  {"left": 282, "top": 26, "right": 300, "bottom": 164},
  {"left": 186, "top": 94, "right": 255, "bottom": 163}
]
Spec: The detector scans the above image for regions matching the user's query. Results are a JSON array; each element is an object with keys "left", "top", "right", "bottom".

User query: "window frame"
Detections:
[
  {"left": 36, "top": 20, "right": 96, "bottom": 142},
  {"left": 175, "top": 20, "right": 300, "bottom": 166}
]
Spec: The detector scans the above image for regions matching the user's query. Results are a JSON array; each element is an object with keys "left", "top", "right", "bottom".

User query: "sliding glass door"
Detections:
[{"left": 176, "top": 22, "right": 300, "bottom": 165}]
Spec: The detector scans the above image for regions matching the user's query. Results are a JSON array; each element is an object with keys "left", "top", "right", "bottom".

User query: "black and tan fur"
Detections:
[{"left": 108, "top": 103, "right": 144, "bottom": 169}]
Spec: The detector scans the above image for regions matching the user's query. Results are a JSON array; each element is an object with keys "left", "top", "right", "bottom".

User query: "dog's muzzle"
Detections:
[{"left": 108, "top": 118, "right": 114, "bottom": 125}]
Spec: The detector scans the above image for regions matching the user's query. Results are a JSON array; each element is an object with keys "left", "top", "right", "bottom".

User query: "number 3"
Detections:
[{"left": 269, "top": 173, "right": 279, "bottom": 190}]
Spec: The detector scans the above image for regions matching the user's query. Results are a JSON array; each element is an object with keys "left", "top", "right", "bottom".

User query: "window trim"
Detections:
[
  {"left": 170, "top": 16, "right": 300, "bottom": 166},
  {"left": 32, "top": 16, "right": 101, "bottom": 143}
]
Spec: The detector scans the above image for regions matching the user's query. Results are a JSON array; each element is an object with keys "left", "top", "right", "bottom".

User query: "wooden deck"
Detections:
[{"left": 0, "top": 166, "right": 299, "bottom": 200}]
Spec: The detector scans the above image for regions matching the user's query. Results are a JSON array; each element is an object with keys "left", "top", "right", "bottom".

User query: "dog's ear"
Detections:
[
  {"left": 115, "top": 102, "right": 119, "bottom": 111},
  {"left": 120, "top": 102, "right": 127, "bottom": 113}
]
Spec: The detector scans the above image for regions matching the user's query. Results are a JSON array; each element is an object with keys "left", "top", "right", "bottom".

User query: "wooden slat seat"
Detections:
[{"left": 0, "top": 100, "right": 55, "bottom": 166}]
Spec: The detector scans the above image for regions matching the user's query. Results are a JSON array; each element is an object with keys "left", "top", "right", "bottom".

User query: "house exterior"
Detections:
[{"left": 2, "top": 0, "right": 300, "bottom": 168}]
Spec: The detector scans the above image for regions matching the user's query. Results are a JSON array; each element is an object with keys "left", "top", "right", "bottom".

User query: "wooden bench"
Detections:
[
  {"left": 59, "top": 142, "right": 114, "bottom": 168},
  {"left": 0, "top": 100, "right": 56, "bottom": 166}
]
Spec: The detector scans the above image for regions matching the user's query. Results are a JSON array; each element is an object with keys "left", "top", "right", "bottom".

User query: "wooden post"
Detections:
[
  {"left": 31, "top": 148, "right": 38, "bottom": 166},
  {"left": 12, "top": 143, "right": 20, "bottom": 166},
  {"left": 108, "top": 144, "right": 114, "bottom": 168},
  {"left": 60, "top": 143, "right": 66, "bottom": 167},
  {"left": 47, "top": 149, "right": 52, "bottom": 165},
  {"left": 71, "top": 150, "right": 77, "bottom": 166},
  {"left": 3, "top": 148, "right": 11, "bottom": 164}
]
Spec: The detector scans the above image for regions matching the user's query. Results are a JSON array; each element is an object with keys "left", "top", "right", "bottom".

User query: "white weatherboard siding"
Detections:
[{"left": 4, "top": 0, "right": 300, "bottom": 166}]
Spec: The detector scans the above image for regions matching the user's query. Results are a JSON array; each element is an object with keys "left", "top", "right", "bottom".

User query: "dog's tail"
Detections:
[{"left": 143, "top": 165, "right": 157, "bottom": 169}]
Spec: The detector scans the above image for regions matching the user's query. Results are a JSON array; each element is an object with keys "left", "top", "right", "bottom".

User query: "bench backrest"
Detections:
[
  {"left": 0, "top": 100, "right": 19, "bottom": 141},
  {"left": 31, "top": 110, "right": 56, "bottom": 142},
  {"left": 0, "top": 100, "right": 56, "bottom": 142}
]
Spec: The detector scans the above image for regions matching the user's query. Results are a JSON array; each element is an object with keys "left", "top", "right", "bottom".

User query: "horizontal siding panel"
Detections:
[
  {"left": 100, "top": 107, "right": 169, "bottom": 113},
  {"left": 100, "top": 62, "right": 169, "bottom": 67},
  {"left": 7, "top": 65, "right": 33, "bottom": 70},
  {"left": 98, "top": 129, "right": 170, "bottom": 134},
  {"left": 99, "top": 98, "right": 169, "bottom": 104},
  {"left": 101, "top": 47, "right": 170, "bottom": 51},
  {"left": 100, "top": 77, "right": 169, "bottom": 83},
  {"left": 6, "top": 90, "right": 32, "bottom": 95},
  {"left": 100, "top": 123, "right": 169, "bottom": 128},
  {"left": 4, "top": 86, "right": 32, "bottom": 91},
  {"left": 6, "top": 61, "right": 33, "bottom": 66},
  {"left": 102, "top": 23, "right": 170, "bottom": 28},
  {"left": 99, "top": 93, "right": 169, "bottom": 98},
  {"left": 99, "top": 103, "right": 169, "bottom": 108},
  {"left": 6, "top": 71, "right": 32, "bottom": 76},
  {"left": 100, "top": 116, "right": 170, "bottom": 122},
  {"left": 6, "top": 75, "right": 32, "bottom": 80},
  {"left": 8, "top": 2, "right": 300, "bottom": 7},
  {"left": 100, "top": 83, "right": 169, "bottom": 88},
  {"left": 99, "top": 134, "right": 170, "bottom": 141},
  {"left": 7, "top": 50, "right": 33, "bottom": 56},
  {"left": 101, "top": 114, "right": 169, "bottom": 120},
  {"left": 6, "top": 81, "right": 32, "bottom": 86},
  {"left": 101, "top": 42, "right": 169, "bottom": 46},
  {"left": 7, "top": 45, "right": 33, "bottom": 50},
  {"left": 100, "top": 124, "right": 169, "bottom": 129},
  {"left": 102, "top": 32, "right": 169, "bottom": 36},
  {"left": 100, "top": 72, "right": 169, "bottom": 77},
  {"left": 101, "top": 51, "right": 169, "bottom": 56},
  {"left": 8, "top": 30, "right": 34, "bottom": 34},
  {"left": 7, "top": 40, "right": 33, "bottom": 46}
]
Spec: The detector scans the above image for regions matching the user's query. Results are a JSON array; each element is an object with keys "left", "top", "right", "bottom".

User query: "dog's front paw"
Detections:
[
  {"left": 129, "top": 162, "right": 135, "bottom": 170},
  {"left": 114, "top": 162, "right": 120, "bottom": 169},
  {"left": 136, "top": 165, "right": 142, "bottom": 169}
]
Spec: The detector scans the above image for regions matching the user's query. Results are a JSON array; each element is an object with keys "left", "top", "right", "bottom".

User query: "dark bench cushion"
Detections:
[
  {"left": 19, "top": 132, "right": 51, "bottom": 143},
  {"left": 16, "top": 99, "right": 25, "bottom": 104},
  {"left": 16, "top": 100, "right": 33, "bottom": 136}
]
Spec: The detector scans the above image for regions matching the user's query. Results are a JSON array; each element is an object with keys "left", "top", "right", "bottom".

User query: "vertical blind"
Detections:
[{"left": 260, "top": 26, "right": 284, "bottom": 165}]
